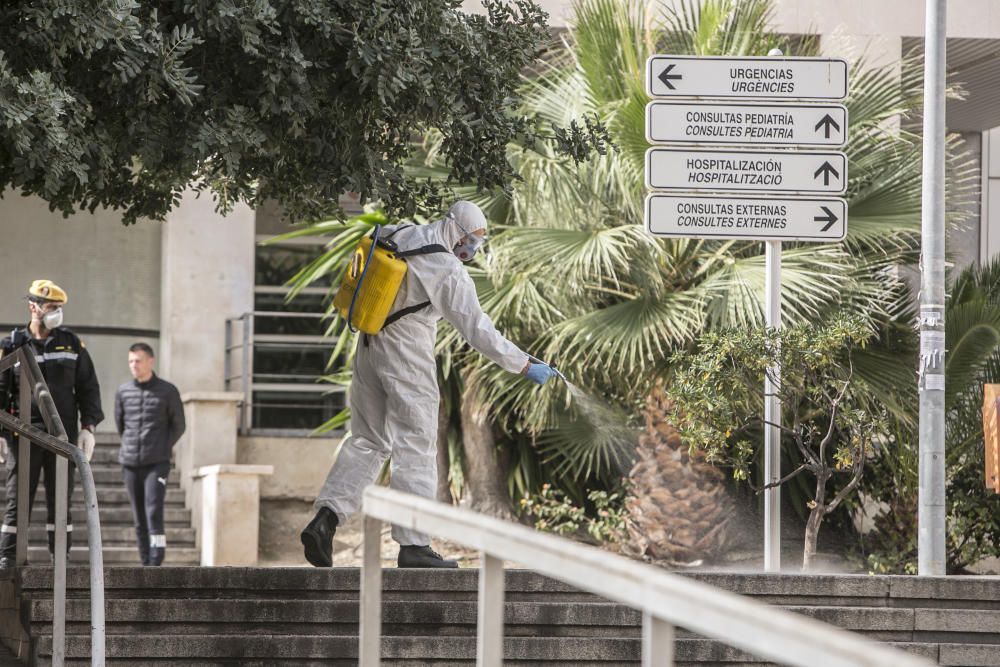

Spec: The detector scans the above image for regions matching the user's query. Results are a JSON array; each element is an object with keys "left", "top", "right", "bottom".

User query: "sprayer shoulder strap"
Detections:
[
  {"left": 394, "top": 244, "right": 449, "bottom": 258},
  {"left": 383, "top": 301, "right": 432, "bottom": 327}
]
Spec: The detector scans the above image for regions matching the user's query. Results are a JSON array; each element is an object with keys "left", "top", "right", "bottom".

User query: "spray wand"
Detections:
[{"left": 527, "top": 354, "right": 568, "bottom": 384}]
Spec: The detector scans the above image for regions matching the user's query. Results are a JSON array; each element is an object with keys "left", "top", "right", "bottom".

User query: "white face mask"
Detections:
[
  {"left": 453, "top": 234, "right": 486, "bottom": 262},
  {"left": 42, "top": 307, "right": 63, "bottom": 330}
]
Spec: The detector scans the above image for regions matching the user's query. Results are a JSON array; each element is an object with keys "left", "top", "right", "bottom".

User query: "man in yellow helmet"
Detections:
[{"left": 0, "top": 280, "right": 104, "bottom": 568}]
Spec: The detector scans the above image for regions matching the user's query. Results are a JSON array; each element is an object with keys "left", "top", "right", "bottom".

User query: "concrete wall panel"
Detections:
[{"left": 0, "top": 192, "right": 161, "bottom": 328}]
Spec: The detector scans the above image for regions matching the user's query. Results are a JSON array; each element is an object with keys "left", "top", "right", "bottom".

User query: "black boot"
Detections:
[
  {"left": 301, "top": 507, "right": 338, "bottom": 567},
  {"left": 47, "top": 529, "right": 72, "bottom": 562},
  {"left": 149, "top": 534, "right": 165, "bottom": 566},
  {"left": 0, "top": 532, "right": 15, "bottom": 570},
  {"left": 0, "top": 532, "right": 14, "bottom": 574},
  {"left": 397, "top": 545, "right": 458, "bottom": 568},
  {"left": 135, "top": 528, "right": 150, "bottom": 566}
]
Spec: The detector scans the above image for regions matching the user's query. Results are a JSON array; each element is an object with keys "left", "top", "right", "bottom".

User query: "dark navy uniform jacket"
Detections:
[{"left": 0, "top": 326, "right": 104, "bottom": 442}]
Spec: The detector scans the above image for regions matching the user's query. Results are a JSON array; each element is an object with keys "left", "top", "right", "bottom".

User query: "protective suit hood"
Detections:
[{"left": 435, "top": 201, "right": 487, "bottom": 248}]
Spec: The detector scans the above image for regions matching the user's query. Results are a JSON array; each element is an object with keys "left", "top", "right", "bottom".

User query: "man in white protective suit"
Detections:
[{"left": 301, "top": 200, "right": 558, "bottom": 568}]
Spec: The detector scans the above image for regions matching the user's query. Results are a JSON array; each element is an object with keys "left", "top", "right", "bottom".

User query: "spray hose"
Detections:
[{"left": 345, "top": 224, "right": 381, "bottom": 334}]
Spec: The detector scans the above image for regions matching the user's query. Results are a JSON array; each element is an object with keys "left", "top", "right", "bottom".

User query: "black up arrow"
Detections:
[
  {"left": 658, "top": 64, "right": 682, "bottom": 90},
  {"left": 814, "top": 206, "right": 838, "bottom": 232},
  {"left": 813, "top": 161, "right": 840, "bottom": 186},
  {"left": 815, "top": 113, "right": 841, "bottom": 139}
]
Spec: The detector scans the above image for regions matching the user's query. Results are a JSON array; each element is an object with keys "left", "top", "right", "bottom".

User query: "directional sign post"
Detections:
[
  {"left": 646, "top": 55, "right": 849, "bottom": 99},
  {"left": 645, "top": 148, "right": 847, "bottom": 194},
  {"left": 643, "top": 51, "right": 849, "bottom": 573},
  {"left": 645, "top": 194, "right": 847, "bottom": 242},
  {"left": 645, "top": 102, "right": 848, "bottom": 147}
]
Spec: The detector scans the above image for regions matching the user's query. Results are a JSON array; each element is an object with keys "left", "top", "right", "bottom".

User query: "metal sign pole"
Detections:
[
  {"left": 918, "top": 0, "right": 947, "bottom": 576},
  {"left": 764, "top": 240, "right": 782, "bottom": 572},
  {"left": 642, "top": 48, "right": 849, "bottom": 573}
]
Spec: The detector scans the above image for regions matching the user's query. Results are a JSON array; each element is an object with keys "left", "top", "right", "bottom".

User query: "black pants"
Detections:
[
  {"left": 0, "top": 442, "right": 75, "bottom": 558},
  {"left": 123, "top": 461, "right": 170, "bottom": 566}
]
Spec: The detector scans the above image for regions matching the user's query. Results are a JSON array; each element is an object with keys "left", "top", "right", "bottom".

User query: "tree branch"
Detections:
[
  {"left": 824, "top": 459, "right": 865, "bottom": 515},
  {"left": 753, "top": 463, "right": 810, "bottom": 493},
  {"left": 818, "top": 399, "right": 839, "bottom": 463}
]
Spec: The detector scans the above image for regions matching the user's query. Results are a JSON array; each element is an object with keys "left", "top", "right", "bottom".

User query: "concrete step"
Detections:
[
  {"left": 28, "top": 599, "right": 637, "bottom": 632},
  {"left": 22, "top": 568, "right": 1000, "bottom": 606},
  {"left": 20, "top": 546, "right": 199, "bottom": 565},
  {"left": 30, "top": 635, "right": 990, "bottom": 664},
  {"left": 0, "top": 483, "right": 184, "bottom": 507},
  {"left": 18, "top": 569, "right": 1000, "bottom": 664},
  {"left": 18, "top": 525, "right": 194, "bottom": 545},
  {"left": 36, "top": 634, "right": 638, "bottom": 661},
  {"left": 0, "top": 487, "right": 186, "bottom": 507},
  {"left": 21, "top": 505, "right": 191, "bottom": 525}
]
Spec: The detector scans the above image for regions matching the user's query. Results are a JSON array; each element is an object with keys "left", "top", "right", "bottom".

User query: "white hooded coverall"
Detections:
[{"left": 315, "top": 202, "right": 529, "bottom": 545}]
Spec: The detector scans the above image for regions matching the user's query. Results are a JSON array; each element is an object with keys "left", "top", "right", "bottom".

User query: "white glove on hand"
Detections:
[
  {"left": 0, "top": 437, "right": 7, "bottom": 465},
  {"left": 78, "top": 429, "right": 96, "bottom": 462}
]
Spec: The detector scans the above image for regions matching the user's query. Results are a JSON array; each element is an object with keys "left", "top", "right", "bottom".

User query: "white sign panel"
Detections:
[
  {"left": 646, "top": 56, "right": 849, "bottom": 100},
  {"left": 645, "top": 148, "right": 847, "bottom": 194},
  {"left": 645, "top": 102, "right": 848, "bottom": 147},
  {"left": 645, "top": 194, "right": 848, "bottom": 242}
]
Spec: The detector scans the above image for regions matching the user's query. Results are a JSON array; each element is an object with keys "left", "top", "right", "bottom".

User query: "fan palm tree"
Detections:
[
  {"left": 865, "top": 258, "right": 1000, "bottom": 573},
  {"left": 279, "top": 0, "right": 978, "bottom": 534},
  {"left": 423, "top": 0, "right": 975, "bottom": 498}
]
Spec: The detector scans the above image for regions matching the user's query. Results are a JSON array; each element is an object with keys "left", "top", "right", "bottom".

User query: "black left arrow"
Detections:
[
  {"left": 814, "top": 206, "right": 838, "bottom": 232},
  {"left": 813, "top": 161, "right": 840, "bottom": 186},
  {"left": 815, "top": 114, "right": 841, "bottom": 139},
  {"left": 658, "top": 64, "right": 682, "bottom": 90}
]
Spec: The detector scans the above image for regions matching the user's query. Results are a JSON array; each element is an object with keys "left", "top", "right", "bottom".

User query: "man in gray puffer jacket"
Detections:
[{"left": 114, "top": 343, "right": 185, "bottom": 566}]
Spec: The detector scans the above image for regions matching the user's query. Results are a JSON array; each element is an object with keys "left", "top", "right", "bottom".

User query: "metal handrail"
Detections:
[
  {"left": 225, "top": 311, "right": 345, "bottom": 434},
  {"left": 360, "top": 486, "right": 933, "bottom": 667},
  {"left": 0, "top": 347, "right": 105, "bottom": 666}
]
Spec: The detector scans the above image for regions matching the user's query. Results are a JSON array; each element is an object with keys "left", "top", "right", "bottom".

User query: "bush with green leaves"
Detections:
[
  {"left": 863, "top": 259, "right": 1000, "bottom": 573},
  {"left": 667, "top": 316, "right": 886, "bottom": 570},
  {"left": 518, "top": 483, "right": 628, "bottom": 545}
]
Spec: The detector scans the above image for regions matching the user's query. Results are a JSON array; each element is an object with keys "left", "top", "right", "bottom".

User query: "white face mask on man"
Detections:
[{"left": 42, "top": 307, "right": 63, "bottom": 329}]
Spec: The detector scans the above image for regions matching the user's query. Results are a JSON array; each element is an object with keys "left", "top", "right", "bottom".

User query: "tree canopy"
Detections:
[{"left": 0, "top": 0, "right": 605, "bottom": 224}]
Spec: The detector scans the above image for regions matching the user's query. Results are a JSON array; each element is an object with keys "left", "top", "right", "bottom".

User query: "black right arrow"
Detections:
[
  {"left": 658, "top": 64, "right": 682, "bottom": 90},
  {"left": 813, "top": 161, "right": 840, "bottom": 186},
  {"left": 814, "top": 206, "right": 838, "bottom": 232},
  {"left": 815, "top": 113, "right": 841, "bottom": 139}
]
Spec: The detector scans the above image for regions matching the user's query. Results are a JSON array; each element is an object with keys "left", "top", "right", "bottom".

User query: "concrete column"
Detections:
[
  {"left": 982, "top": 128, "right": 1000, "bottom": 263},
  {"left": 160, "top": 189, "right": 255, "bottom": 393},
  {"left": 192, "top": 464, "right": 273, "bottom": 566},
  {"left": 177, "top": 392, "right": 242, "bottom": 501}
]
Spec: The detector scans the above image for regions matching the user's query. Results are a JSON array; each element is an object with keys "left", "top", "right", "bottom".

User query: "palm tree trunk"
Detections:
[{"left": 459, "top": 372, "right": 513, "bottom": 520}]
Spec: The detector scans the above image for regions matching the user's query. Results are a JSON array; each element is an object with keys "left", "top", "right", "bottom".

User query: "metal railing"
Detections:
[
  {"left": 360, "top": 486, "right": 933, "bottom": 667},
  {"left": 0, "top": 347, "right": 105, "bottom": 666},
  {"left": 225, "top": 311, "right": 344, "bottom": 434}
]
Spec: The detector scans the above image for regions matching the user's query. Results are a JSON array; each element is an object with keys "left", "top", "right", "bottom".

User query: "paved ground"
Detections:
[{"left": 259, "top": 502, "right": 484, "bottom": 568}]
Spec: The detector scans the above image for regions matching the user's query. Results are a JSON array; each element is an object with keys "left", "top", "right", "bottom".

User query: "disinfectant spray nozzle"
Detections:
[{"left": 527, "top": 354, "right": 568, "bottom": 384}]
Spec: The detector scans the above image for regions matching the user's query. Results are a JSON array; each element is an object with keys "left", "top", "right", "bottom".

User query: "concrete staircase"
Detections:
[
  {"left": 6, "top": 568, "right": 1000, "bottom": 665},
  {"left": 0, "top": 434, "right": 199, "bottom": 565}
]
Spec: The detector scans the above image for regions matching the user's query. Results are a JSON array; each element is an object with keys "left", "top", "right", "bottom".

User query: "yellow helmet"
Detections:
[{"left": 28, "top": 280, "right": 68, "bottom": 305}]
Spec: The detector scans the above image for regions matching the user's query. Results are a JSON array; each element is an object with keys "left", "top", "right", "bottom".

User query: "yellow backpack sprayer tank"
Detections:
[{"left": 333, "top": 224, "right": 450, "bottom": 335}]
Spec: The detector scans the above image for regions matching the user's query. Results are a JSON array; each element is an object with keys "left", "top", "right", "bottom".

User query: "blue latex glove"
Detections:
[{"left": 525, "top": 362, "right": 558, "bottom": 385}]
